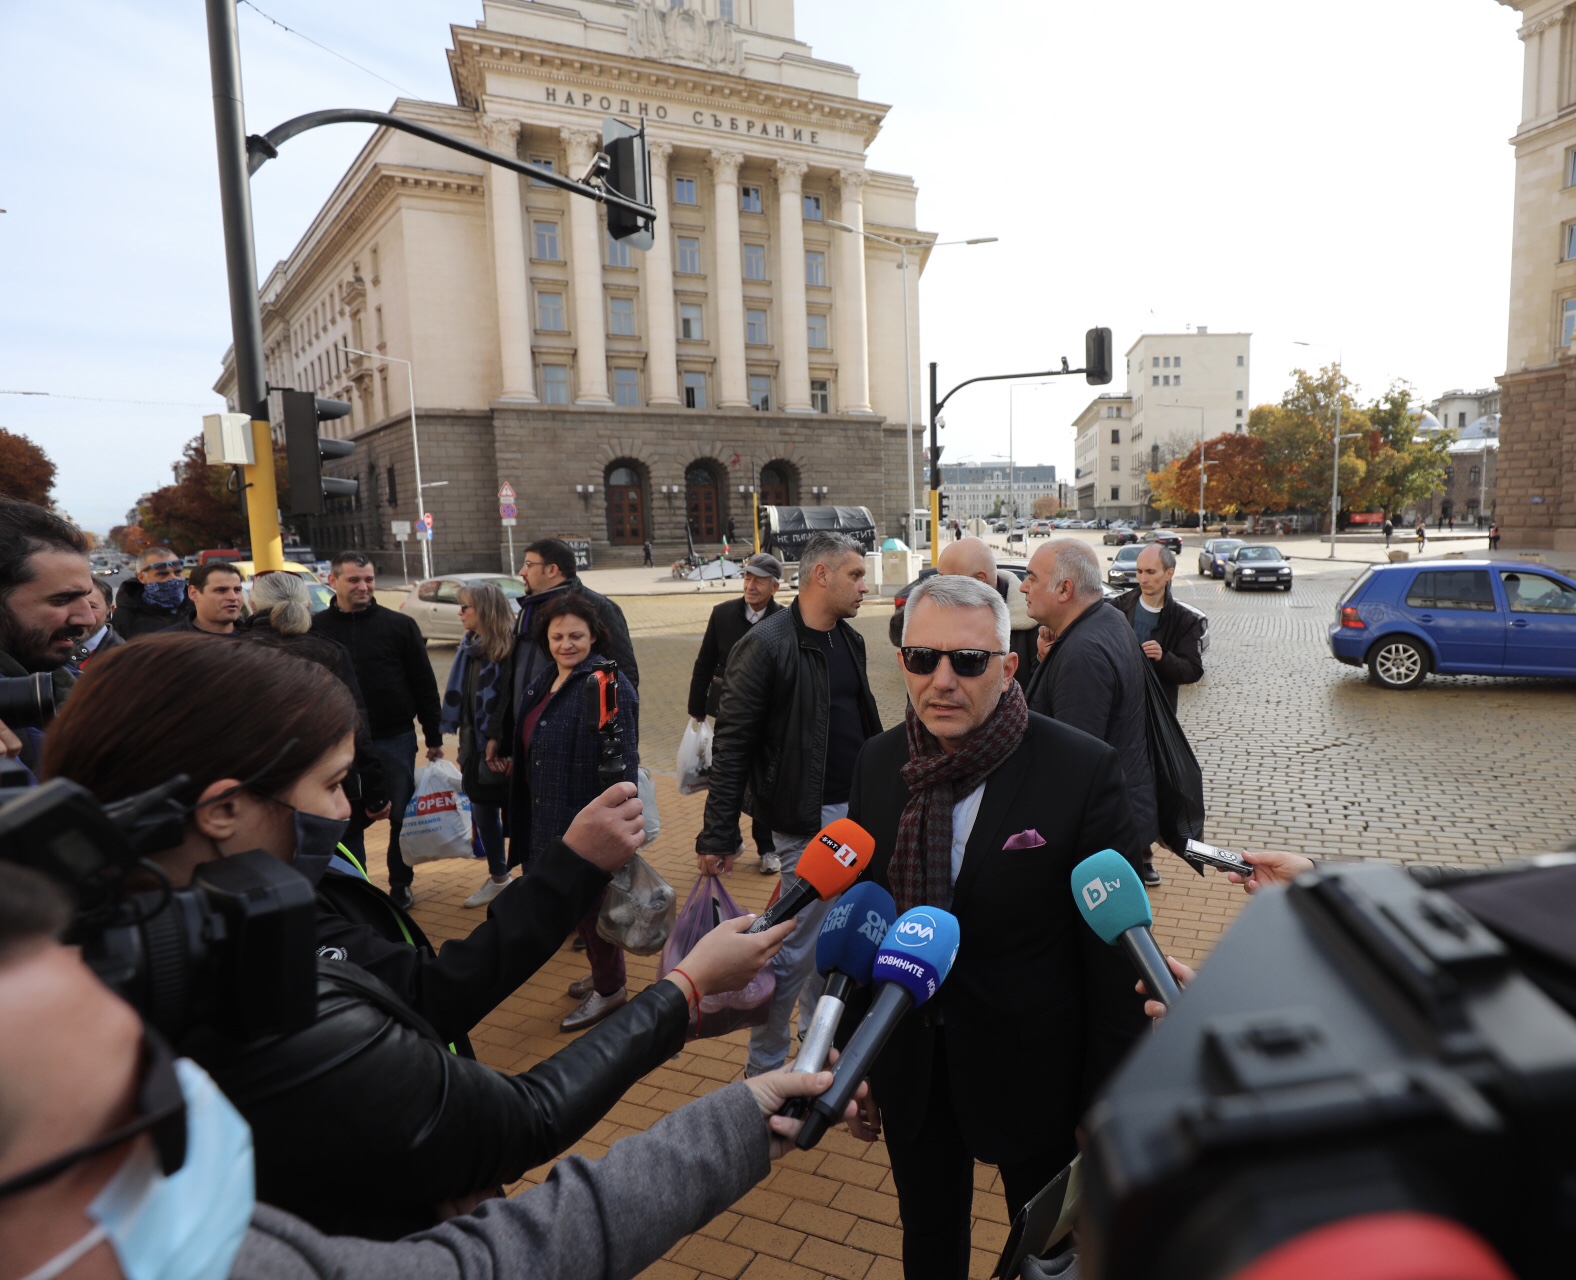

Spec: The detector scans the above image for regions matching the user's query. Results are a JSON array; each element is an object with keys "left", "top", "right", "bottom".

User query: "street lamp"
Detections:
[
  {"left": 344, "top": 346, "right": 431, "bottom": 579},
  {"left": 826, "top": 221, "right": 996, "bottom": 552},
  {"left": 1292, "top": 341, "right": 1356, "bottom": 559}
]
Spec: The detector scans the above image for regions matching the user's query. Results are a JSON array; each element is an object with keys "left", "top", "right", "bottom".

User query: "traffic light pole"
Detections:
[{"left": 205, "top": 0, "right": 283, "bottom": 572}]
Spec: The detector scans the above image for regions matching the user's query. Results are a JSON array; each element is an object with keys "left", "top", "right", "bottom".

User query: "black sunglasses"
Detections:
[{"left": 900, "top": 647, "right": 1006, "bottom": 678}]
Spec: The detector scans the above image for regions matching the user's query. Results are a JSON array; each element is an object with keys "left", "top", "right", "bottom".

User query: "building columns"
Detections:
[
  {"left": 482, "top": 116, "right": 536, "bottom": 401},
  {"left": 835, "top": 168, "right": 872, "bottom": 413},
  {"left": 642, "top": 141, "right": 681, "bottom": 405},
  {"left": 709, "top": 150, "right": 750, "bottom": 408},
  {"left": 562, "top": 128, "right": 612, "bottom": 404},
  {"left": 774, "top": 159, "right": 812, "bottom": 413}
]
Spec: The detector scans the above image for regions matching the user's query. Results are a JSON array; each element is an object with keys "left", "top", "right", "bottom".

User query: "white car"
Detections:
[{"left": 399, "top": 573, "right": 525, "bottom": 641}]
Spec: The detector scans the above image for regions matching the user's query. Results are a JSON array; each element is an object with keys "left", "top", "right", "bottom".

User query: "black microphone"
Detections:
[{"left": 1071, "top": 849, "right": 1180, "bottom": 1006}]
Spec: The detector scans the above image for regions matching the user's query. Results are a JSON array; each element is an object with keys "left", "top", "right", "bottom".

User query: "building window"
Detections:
[
  {"left": 1162, "top": 375, "right": 1170, "bottom": 386},
  {"left": 1237, "top": 354, "right": 1245, "bottom": 366},
  {"left": 679, "top": 303, "right": 704, "bottom": 340},
  {"left": 1236, "top": 389, "right": 1244, "bottom": 399},
  {"left": 1110, "top": 486, "right": 1121, "bottom": 501},
  {"left": 1563, "top": 298, "right": 1576, "bottom": 347},
  {"left": 803, "top": 193, "right": 823, "bottom": 220},
  {"left": 1110, "top": 428, "right": 1120, "bottom": 444},
  {"left": 749, "top": 375, "right": 771, "bottom": 410},
  {"left": 533, "top": 221, "right": 560, "bottom": 260},
  {"left": 1566, "top": 222, "right": 1576, "bottom": 261},
  {"left": 683, "top": 371, "right": 707, "bottom": 408},
  {"left": 719, "top": 0, "right": 735, "bottom": 20},
  {"left": 1152, "top": 357, "right": 1159, "bottom": 368},
  {"left": 1469, "top": 465, "right": 1481, "bottom": 486},
  {"left": 1174, "top": 356, "right": 1181, "bottom": 368},
  {"left": 805, "top": 251, "right": 826, "bottom": 287},
  {"left": 677, "top": 236, "right": 701, "bottom": 274},
  {"left": 1236, "top": 408, "right": 1244, "bottom": 418},
  {"left": 613, "top": 367, "right": 640, "bottom": 407},
  {"left": 810, "top": 379, "right": 830, "bottom": 413},
  {"left": 1173, "top": 375, "right": 1181, "bottom": 387},
  {"left": 530, "top": 158, "right": 555, "bottom": 186},
  {"left": 386, "top": 465, "right": 398, "bottom": 507},
  {"left": 541, "top": 365, "right": 570, "bottom": 404},
  {"left": 746, "top": 308, "right": 768, "bottom": 344},
  {"left": 606, "top": 232, "right": 631, "bottom": 267},
  {"left": 674, "top": 176, "right": 698, "bottom": 205},
  {"left": 807, "top": 312, "right": 828, "bottom": 349},
  {"left": 1567, "top": 147, "right": 1576, "bottom": 187},
  {"left": 742, "top": 243, "right": 766, "bottom": 280},
  {"left": 537, "top": 291, "right": 565, "bottom": 331},
  {"left": 609, "top": 296, "right": 636, "bottom": 336},
  {"left": 1110, "top": 456, "right": 1120, "bottom": 472},
  {"left": 1151, "top": 375, "right": 1159, "bottom": 386},
  {"left": 1162, "top": 356, "right": 1170, "bottom": 368},
  {"left": 740, "top": 184, "right": 762, "bottom": 213}
]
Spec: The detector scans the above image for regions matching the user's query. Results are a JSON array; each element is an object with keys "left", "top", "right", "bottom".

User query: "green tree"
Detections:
[
  {"left": 1249, "top": 364, "right": 1372, "bottom": 512},
  {"left": 0, "top": 427, "right": 57, "bottom": 506},
  {"left": 1360, "top": 380, "right": 1452, "bottom": 517}
]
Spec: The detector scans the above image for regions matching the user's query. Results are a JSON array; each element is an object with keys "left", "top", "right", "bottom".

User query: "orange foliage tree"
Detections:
[
  {"left": 1147, "top": 432, "right": 1282, "bottom": 517},
  {"left": 0, "top": 427, "right": 57, "bottom": 506}
]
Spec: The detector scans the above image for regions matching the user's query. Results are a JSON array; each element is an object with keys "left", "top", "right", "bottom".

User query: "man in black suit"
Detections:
[{"left": 844, "top": 574, "right": 1148, "bottom": 1280}]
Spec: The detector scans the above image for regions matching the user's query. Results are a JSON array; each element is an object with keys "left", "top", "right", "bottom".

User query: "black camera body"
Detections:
[
  {"left": 1080, "top": 861, "right": 1576, "bottom": 1280},
  {"left": 0, "top": 776, "right": 317, "bottom": 1043}
]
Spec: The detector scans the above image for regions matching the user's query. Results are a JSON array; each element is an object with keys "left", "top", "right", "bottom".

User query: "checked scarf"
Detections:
[{"left": 890, "top": 679, "right": 1029, "bottom": 915}]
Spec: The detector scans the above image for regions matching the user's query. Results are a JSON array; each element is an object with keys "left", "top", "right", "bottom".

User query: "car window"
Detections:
[
  {"left": 1500, "top": 572, "right": 1576, "bottom": 614},
  {"left": 417, "top": 580, "right": 441, "bottom": 602},
  {"left": 1115, "top": 547, "right": 1141, "bottom": 563},
  {"left": 1339, "top": 567, "right": 1376, "bottom": 606},
  {"left": 1237, "top": 547, "right": 1281, "bottom": 561},
  {"left": 307, "top": 584, "right": 334, "bottom": 612},
  {"left": 1212, "top": 540, "right": 1243, "bottom": 555},
  {"left": 434, "top": 580, "right": 462, "bottom": 605},
  {"left": 486, "top": 577, "right": 526, "bottom": 598},
  {"left": 1406, "top": 570, "right": 1495, "bottom": 612}
]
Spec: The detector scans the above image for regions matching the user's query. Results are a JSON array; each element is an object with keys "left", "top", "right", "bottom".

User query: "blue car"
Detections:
[{"left": 1329, "top": 560, "right": 1576, "bottom": 688}]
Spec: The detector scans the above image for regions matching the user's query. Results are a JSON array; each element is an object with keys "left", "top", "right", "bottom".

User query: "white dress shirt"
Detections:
[{"left": 949, "top": 782, "right": 987, "bottom": 889}]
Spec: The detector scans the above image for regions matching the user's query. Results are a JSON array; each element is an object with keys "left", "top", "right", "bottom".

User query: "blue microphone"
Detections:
[
  {"left": 794, "top": 905, "right": 960, "bottom": 1150},
  {"left": 792, "top": 882, "right": 896, "bottom": 1078},
  {"left": 1071, "top": 848, "right": 1180, "bottom": 1007}
]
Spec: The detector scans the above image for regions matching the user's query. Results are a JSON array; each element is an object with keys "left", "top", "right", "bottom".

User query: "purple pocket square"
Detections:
[{"left": 1003, "top": 828, "right": 1046, "bottom": 851}]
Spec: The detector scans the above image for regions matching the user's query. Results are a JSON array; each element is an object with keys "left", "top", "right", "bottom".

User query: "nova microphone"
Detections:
[
  {"left": 794, "top": 905, "right": 960, "bottom": 1150},
  {"left": 745, "top": 818, "right": 875, "bottom": 935},
  {"left": 1070, "top": 848, "right": 1181, "bottom": 1007}
]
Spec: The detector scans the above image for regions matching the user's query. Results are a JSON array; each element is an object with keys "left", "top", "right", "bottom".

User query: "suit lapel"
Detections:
[{"left": 950, "top": 735, "right": 1035, "bottom": 908}]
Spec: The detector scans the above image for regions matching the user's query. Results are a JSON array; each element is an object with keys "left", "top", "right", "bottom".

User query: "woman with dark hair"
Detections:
[{"left": 487, "top": 592, "right": 639, "bottom": 1032}]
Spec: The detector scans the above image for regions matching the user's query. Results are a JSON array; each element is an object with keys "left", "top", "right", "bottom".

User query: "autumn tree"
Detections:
[
  {"left": 1147, "top": 432, "right": 1281, "bottom": 517},
  {"left": 139, "top": 435, "right": 246, "bottom": 554},
  {"left": 107, "top": 525, "right": 152, "bottom": 555},
  {"left": 1248, "top": 364, "right": 1373, "bottom": 512},
  {"left": 0, "top": 427, "right": 57, "bottom": 506}
]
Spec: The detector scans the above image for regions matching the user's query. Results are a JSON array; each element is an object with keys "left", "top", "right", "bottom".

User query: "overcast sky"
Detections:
[{"left": 0, "top": 0, "right": 1522, "bottom": 532}]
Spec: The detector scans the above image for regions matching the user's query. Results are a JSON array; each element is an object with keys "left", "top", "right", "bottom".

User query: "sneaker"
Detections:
[
  {"left": 390, "top": 885, "right": 414, "bottom": 910},
  {"left": 463, "top": 877, "right": 510, "bottom": 909},
  {"left": 572, "top": 935, "right": 587, "bottom": 952},
  {"left": 559, "top": 987, "right": 627, "bottom": 1032},
  {"left": 567, "top": 975, "right": 595, "bottom": 1000},
  {"left": 759, "top": 851, "right": 781, "bottom": 875},
  {"left": 1140, "top": 862, "right": 1162, "bottom": 887}
]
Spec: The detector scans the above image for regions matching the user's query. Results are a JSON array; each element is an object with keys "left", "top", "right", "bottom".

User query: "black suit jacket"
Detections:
[
  {"left": 687, "top": 595, "right": 784, "bottom": 719},
  {"left": 846, "top": 713, "right": 1148, "bottom": 1166}
]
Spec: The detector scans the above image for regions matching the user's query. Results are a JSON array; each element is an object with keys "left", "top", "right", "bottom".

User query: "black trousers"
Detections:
[{"left": 883, "top": 1033, "right": 1073, "bottom": 1280}]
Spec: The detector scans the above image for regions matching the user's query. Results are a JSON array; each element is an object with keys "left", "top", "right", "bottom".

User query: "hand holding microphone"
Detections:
[
  {"left": 745, "top": 818, "right": 876, "bottom": 935},
  {"left": 1071, "top": 849, "right": 1181, "bottom": 1008}
]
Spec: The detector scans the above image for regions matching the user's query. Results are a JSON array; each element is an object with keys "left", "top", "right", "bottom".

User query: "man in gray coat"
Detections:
[{"left": 1021, "top": 538, "right": 1160, "bottom": 884}]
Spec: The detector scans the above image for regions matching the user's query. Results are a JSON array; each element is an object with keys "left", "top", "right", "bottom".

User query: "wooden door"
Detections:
[
  {"left": 607, "top": 485, "right": 644, "bottom": 544},
  {"left": 686, "top": 467, "right": 719, "bottom": 541}
]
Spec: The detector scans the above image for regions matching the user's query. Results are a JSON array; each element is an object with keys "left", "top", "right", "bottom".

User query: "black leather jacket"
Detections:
[
  {"left": 697, "top": 599, "right": 880, "bottom": 851},
  {"left": 186, "top": 960, "right": 690, "bottom": 1241}
]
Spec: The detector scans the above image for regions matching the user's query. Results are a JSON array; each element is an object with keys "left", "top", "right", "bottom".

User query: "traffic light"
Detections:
[
  {"left": 1085, "top": 327, "right": 1113, "bottom": 385},
  {"left": 603, "top": 117, "right": 653, "bottom": 250},
  {"left": 273, "top": 388, "right": 357, "bottom": 517},
  {"left": 938, "top": 489, "right": 951, "bottom": 521}
]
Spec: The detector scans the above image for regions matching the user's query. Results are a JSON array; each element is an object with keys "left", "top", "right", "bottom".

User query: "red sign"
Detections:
[
  {"left": 423, "top": 511, "right": 434, "bottom": 529},
  {"left": 415, "top": 791, "right": 458, "bottom": 816},
  {"left": 1349, "top": 512, "right": 1385, "bottom": 525},
  {"left": 498, "top": 482, "right": 516, "bottom": 501}
]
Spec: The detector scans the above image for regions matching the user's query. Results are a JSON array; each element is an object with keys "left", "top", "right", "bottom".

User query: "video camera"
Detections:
[
  {"left": 1079, "top": 858, "right": 1576, "bottom": 1279},
  {"left": 0, "top": 765, "right": 317, "bottom": 1044}
]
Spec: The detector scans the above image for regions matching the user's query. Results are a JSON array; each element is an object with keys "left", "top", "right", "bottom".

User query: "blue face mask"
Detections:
[
  {"left": 142, "top": 578, "right": 187, "bottom": 611},
  {"left": 21, "top": 1060, "right": 254, "bottom": 1280}
]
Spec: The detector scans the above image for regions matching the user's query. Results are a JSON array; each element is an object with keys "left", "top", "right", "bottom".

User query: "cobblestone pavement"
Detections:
[{"left": 372, "top": 564, "right": 1573, "bottom": 1280}]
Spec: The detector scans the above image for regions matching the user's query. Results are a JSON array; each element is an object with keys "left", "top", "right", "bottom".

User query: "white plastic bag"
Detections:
[
  {"left": 636, "top": 767, "right": 661, "bottom": 846},
  {"left": 401, "top": 759, "right": 474, "bottom": 863},
  {"left": 596, "top": 853, "right": 676, "bottom": 955},
  {"left": 676, "top": 720, "right": 712, "bottom": 796}
]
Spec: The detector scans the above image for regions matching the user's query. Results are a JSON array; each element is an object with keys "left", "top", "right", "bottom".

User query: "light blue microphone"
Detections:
[{"left": 1071, "top": 849, "right": 1180, "bottom": 1007}]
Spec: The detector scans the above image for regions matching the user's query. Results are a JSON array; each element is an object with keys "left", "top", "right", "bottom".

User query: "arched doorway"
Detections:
[
  {"left": 686, "top": 462, "right": 722, "bottom": 541},
  {"left": 605, "top": 462, "right": 647, "bottom": 544},
  {"left": 760, "top": 460, "right": 795, "bottom": 508}
]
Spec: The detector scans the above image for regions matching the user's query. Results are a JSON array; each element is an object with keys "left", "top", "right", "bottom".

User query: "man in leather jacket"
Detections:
[
  {"left": 1112, "top": 544, "right": 1205, "bottom": 713},
  {"left": 696, "top": 533, "right": 882, "bottom": 1076}
]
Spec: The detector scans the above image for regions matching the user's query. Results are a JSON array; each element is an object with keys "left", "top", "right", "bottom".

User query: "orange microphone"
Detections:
[{"left": 745, "top": 818, "right": 876, "bottom": 934}]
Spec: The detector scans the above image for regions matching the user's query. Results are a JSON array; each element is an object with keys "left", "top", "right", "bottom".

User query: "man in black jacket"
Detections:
[
  {"left": 112, "top": 547, "right": 193, "bottom": 638},
  {"left": 686, "top": 552, "right": 785, "bottom": 871},
  {"left": 168, "top": 561, "right": 245, "bottom": 635},
  {"left": 1022, "top": 538, "right": 1160, "bottom": 884},
  {"left": 1113, "top": 544, "right": 1205, "bottom": 712},
  {"left": 697, "top": 532, "right": 881, "bottom": 1075},
  {"left": 845, "top": 574, "right": 1147, "bottom": 1280},
  {"left": 312, "top": 551, "right": 443, "bottom": 907}
]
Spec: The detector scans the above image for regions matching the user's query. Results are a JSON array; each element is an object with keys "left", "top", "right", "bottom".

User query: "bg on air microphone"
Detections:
[
  {"left": 794, "top": 905, "right": 960, "bottom": 1151},
  {"left": 1071, "top": 848, "right": 1180, "bottom": 1007},
  {"left": 746, "top": 818, "right": 876, "bottom": 935}
]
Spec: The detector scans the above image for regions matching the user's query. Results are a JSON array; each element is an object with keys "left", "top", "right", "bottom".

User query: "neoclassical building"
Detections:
[{"left": 216, "top": 0, "right": 932, "bottom": 570}]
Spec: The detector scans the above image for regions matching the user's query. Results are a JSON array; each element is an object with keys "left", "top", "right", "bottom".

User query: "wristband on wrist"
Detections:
[{"left": 670, "top": 966, "right": 700, "bottom": 1010}]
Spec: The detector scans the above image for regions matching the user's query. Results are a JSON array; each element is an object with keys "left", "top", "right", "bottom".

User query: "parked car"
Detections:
[
  {"left": 398, "top": 572, "right": 526, "bottom": 641},
  {"left": 1223, "top": 545, "right": 1293, "bottom": 591},
  {"left": 1143, "top": 529, "right": 1185, "bottom": 554},
  {"left": 1006, "top": 529, "right": 1027, "bottom": 548},
  {"left": 1106, "top": 544, "right": 1143, "bottom": 588},
  {"left": 1103, "top": 526, "right": 1139, "bottom": 546},
  {"left": 1197, "top": 538, "right": 1245, "bottom": 578},
  {"left": 1329, "top": 560, "right": 1576, "bottom": 689}
]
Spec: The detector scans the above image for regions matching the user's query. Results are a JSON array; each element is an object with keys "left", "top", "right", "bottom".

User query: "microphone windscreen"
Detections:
[
  {"left": 794, "top": 817, "right": 877, "bottom": 900},
  {"left": 1071, "top": 849, "right": 1153, "bottom": 944},
  {"left": 872, "top": 906, "right": 960, "bottom": 1005},
  {"left": 815, "top": 881, "right": 896, "bottom": 984}
]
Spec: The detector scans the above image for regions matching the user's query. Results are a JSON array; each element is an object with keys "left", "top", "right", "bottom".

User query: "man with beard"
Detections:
[
  {"left": 0, "top": 499, "right": 97, "bottom": 771},
  {"left": 112, "top": 547, "right": 194, "bottom": 638}
]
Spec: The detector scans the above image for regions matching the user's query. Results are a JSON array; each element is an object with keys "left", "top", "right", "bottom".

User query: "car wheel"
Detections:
[
  {"left": 1368, "top": 638, "right": 1428, "bottom": 690},
  {"left": 1224, "top": 576, "right": 1234, "bottom": 590}
]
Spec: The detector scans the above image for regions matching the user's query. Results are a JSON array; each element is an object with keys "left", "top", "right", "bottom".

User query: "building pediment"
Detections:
[{"left": 627, "top": 1, "right": 744, "bottom": 75}]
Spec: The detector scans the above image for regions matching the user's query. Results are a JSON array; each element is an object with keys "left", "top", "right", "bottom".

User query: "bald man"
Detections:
[
  {"left": 931, "top": 537, "right": 1040, "bottom": 688},
  {"left": 936, "top": 536, "right": 996, "bottom": 581}
]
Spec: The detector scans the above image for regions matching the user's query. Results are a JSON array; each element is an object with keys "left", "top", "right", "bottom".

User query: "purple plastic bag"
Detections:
[{"left": 660, "top": 877, "right": 776, "bottom": 1040}]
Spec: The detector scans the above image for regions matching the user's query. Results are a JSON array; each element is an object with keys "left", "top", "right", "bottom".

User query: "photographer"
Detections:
[
  {"left": 0, "top": 864, "right": 856, "bottom": 1280},
  {"left": 40, "top": 634, "right": 795, "bottom": 1237}
]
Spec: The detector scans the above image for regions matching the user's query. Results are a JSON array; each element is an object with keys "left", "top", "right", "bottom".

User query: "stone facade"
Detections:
[{"left": 1495, "top": 354, "right": 1576, "bottom": 548}]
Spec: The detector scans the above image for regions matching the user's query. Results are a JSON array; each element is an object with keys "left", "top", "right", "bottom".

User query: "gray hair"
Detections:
[
  {"left": 1044, "top": 538, "right": 1103, "bottom": 600},
  {"left": 250, "top": 571, "right": 312, "bottom": 636},
  {"left": 902, "top": 574, "right": 1010, "bottom": 652},
  {"left": 1138, "top": 543, "right": 1177, "bottom": 571},
  {"left": 799, "top": 532, "right": 863, "bottom": 580}
]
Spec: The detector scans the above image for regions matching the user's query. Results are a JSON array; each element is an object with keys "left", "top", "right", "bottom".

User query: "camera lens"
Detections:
[{"left": 0, "top": 673, "right": 54, "bottom": 729}]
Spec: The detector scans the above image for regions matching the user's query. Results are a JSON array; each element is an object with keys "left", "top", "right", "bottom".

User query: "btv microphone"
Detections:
[
  {"left": 745, "top": 818, "right": 876, "bottom": 935},
  {"left": 794, "top": 905, "right": 960, "bottom": 1150},
  {"left": 1070, "top": 848, "right": 1181, "bottom": 1007}
]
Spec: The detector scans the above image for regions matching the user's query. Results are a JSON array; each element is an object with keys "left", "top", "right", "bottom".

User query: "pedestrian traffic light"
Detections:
[
  {"left": 273, "top": 388, "right": 357, "bottom": 517},
  {"left": 1085, "top": 327, "right": 1113, "bottom": 386},
  {"left": 602, "top": 117, "right": 653, "bottom": 250}
]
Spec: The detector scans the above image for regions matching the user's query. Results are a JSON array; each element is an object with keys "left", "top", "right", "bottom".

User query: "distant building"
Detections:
[
  {"left": 1427, "top": 387, "right": 1502, "bottom": 433},
  {"left": 1416, "top": 414, "right": 1502, "bottom": 526},
  {"left": 1071, "top": 393, "right": 1132, "bottom": 520},
  {"left": 940, "top": 462, "right": 1057, "bottom": 522}
]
